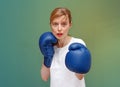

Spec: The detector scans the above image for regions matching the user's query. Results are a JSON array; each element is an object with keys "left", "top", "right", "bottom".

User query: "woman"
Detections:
[{"left": 40, "top": 7, "right": 88, "bottom": 87}]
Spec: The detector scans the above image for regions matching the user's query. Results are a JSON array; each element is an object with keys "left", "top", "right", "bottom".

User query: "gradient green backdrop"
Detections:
[{"left": 0, "top": 0, "right": 120, "bottom": 87}]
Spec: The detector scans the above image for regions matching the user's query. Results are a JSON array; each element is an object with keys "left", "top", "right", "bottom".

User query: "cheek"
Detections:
[
  {"left": 51, "top": 28, "right": 57, "bottom": 36},
  {"left": 51, "top": 26, "right": 55, "bottom": 32},
  {"left": 64, "top": 26, "right": 70, "bottom": 33},
  {"left": 51, "top": 28, "right": 56, "bottom": 34}
]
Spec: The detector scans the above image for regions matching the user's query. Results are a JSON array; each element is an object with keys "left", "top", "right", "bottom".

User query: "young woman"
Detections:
[{"left": 40, "top": 7, "right": 90, "bottom": 87}]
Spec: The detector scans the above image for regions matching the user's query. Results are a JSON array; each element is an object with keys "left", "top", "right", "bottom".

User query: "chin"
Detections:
[{"left": 57, "top": 37, "right": 65, "bottom": 40}]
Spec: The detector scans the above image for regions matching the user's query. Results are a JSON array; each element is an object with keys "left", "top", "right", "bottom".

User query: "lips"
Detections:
[{"left": 57, "top": 33, "right": 63, "bottom": 37}]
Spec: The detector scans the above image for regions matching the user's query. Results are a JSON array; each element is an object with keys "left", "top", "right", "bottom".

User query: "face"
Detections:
[{"left": 50, "top": 15, "right": 71, "bottom": 40}]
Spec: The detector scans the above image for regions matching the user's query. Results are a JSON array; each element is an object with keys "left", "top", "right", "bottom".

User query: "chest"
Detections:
[{"left": 51, "top": 46, "right": 68, "bottom": 69}]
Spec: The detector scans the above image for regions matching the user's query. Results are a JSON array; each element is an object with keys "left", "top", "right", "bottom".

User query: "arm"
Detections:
[
  {"left": 39, "top": 32, "right": 57, "bottom": 81},
  {"left": 41, "top": 64, "right": 50, "bottom": 81},
  {"left": 65, "top": 43, "right": 91, "bottom": 80},
  {"left": 75, "top": 73, "right": 84, "bottom": 80}
]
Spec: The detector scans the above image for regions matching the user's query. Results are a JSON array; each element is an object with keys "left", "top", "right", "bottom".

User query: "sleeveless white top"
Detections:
[{"left": 50, "top": 37, "right": 86, "bottom": 87}]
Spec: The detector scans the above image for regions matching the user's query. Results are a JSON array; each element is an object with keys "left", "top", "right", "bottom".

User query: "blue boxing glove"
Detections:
[
  {"left": 65, "top": 43, "right": 91, "bottom": 74},
  {"left": 39, "top": 32, "right": 57, "bottom": 68}
]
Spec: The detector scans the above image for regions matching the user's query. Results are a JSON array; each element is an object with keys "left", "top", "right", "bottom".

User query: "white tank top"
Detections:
[{"left": 50, "top": 37, "right": 86, "bottom": 87}]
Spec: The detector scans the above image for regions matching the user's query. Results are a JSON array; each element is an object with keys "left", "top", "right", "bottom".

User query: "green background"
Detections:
[{"left": 0, "top": 0, "right": 120, "bottom": 87}]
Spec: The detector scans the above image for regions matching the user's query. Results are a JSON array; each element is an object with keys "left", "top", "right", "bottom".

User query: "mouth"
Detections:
[{"left": 57, "top": 33, "right": 63, "bottom": 37}]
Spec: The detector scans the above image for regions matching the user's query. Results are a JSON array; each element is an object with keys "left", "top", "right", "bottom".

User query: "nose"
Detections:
[{"left": 58, "top": 24, "right": 62, "bottom": 31}]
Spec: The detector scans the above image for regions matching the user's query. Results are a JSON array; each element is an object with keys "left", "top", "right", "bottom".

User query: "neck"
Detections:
[{"left": 57, "top": 36, "right": 71, "bottom": 48}]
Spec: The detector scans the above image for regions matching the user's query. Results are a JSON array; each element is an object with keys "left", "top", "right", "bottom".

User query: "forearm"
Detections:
[
  {"left": 41, "top": 64, "right": 50, "bottom": 81},
  {"left": 75, "top": 73, "right": 84, "bottom": 80}
]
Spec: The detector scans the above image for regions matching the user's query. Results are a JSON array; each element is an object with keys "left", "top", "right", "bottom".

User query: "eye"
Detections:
[
  {"left": 52, "top": 22, "right": 58, "bottom": 26},
  {"left": 61, "top": 22, "right": 67, "bottom": 27}
]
